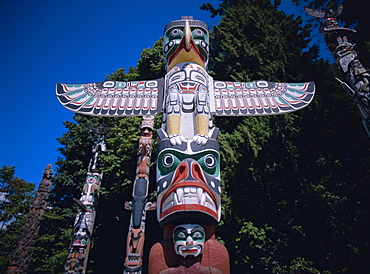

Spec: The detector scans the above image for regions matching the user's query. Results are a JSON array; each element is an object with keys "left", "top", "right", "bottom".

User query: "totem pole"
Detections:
[
  {"left": 56, "top": 16, "right": 315, "bottom": 273},
  {"left": 64, "top": 124, "right": 109, "bottom": 274},
  {"left": 8, "top": 164, "right": 53, "bottom": 274},
  {"left": 306, "top": 4, "right": 370, "bottom": 136},
  {"left": 123, "top": 115, "right": 156, "bottom": 273}
]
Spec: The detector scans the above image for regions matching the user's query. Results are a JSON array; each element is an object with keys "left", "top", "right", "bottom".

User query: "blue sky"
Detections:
[{"left": 0, "top": 0, "right": 326, "bottom": 187}]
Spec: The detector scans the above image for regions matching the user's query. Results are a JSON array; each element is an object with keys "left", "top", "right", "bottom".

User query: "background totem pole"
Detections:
[
  {"left": 123, "top": 115, "right": 156, "bottom": 273},
  {"left": 7, "top": 164, "right": 52, "bottom": 274},
  {"left": 56, "top": 16, "right": 315, "bottom": 273},
  {"left": 306, "top": 4, "right": 370, "bottom": 137},
  {"left": 64, "top": 124, "right": 110, "bottom": 273}
]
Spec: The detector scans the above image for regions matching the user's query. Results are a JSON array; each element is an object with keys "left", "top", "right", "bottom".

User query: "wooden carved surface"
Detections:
[{"left": 7, "top": 165, "right": 52, "bottom": 274}]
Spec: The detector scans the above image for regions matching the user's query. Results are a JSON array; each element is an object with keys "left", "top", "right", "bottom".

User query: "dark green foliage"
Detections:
[
  {"left": 0, "top": 166, "right": 35, "bottom": 272},
  {"left": 204, "top": 0, "right": 370, "bottom": 272},
  {"left": 204, "top": 0, "right": 317, "bottom": 83}
]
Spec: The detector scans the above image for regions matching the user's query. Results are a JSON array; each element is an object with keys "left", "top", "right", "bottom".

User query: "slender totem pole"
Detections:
[
  {"left": 306, "top": 4, "right": 370, "bottom": 137},
  {"left": 56, "top": 16, "right": 315, "bottom": 273},
  {"left": 123, "top": 115, "right": 156, "bottom": 273},
  {"left": 64, "top": 124, "right": 110, "bottom": 273},
  {"left": 8, "top": 164, "right": 53, "bottom": 274}
]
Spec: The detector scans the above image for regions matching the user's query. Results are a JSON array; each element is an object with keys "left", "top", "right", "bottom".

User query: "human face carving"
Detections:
[{"left": 173, "top": 224, "right": 205, "bottom": 257}]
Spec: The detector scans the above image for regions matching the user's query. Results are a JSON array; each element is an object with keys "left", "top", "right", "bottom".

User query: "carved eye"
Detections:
[
  {"left": 193, "top": 231, "right": 202, "bottom": 239},
  {"left": 163, "top": 154, "right": 174, "bottom": 167},
  {"left": 171, "top": 28, "right": 181, "bottom": 36},
  {"left": 256, "top": 81, "right": 268, "bottom": 88},
  {"left": 204, "top": 154, "right": 216, "bottom": 168},
  {"left": 177, "top": 232, "right": 186, "bottom": 239},
  {"left": 194, "top": 28, "right": 204, "bottom": 36}
]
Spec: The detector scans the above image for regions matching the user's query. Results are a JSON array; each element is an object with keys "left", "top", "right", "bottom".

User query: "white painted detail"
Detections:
[
  {"left": 256, "top": 81, "right": 268, "bottom": 88},
  {"left": 103, "top": 81, "right": 115, "bottom": 88}
]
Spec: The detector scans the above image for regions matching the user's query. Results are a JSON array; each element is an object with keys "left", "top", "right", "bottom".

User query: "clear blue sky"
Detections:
[{"left": 0, "top": 0, "right": 327, "bottom": 187}]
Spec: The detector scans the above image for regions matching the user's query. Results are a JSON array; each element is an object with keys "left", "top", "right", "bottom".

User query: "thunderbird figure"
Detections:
[{"left": 57, "top": 16, "right": 315, "bottom": 273}]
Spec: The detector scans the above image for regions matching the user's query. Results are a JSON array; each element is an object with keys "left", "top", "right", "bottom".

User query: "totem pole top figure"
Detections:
[
  {"left": 305, "top": 3, "right": 343, "bottom": 19},
  {"left": 306, "top": 3, "right": 370, "bottom": 137},
  {"left": 163, "top": 16, "right": 209, "bottom": 71},
  {"left": 56, "top": 16, "right": 315, "bottom": 227},
  {"left": 305, "top": 4, "right": 355, "bottom": 54}
]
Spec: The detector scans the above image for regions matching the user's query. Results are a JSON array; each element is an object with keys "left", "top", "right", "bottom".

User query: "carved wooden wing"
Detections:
[
  {"left": 304, "top": 7, "right": 326, "bottom": 18},
  {"left": 56, "top": 79, "right": 164, "bottom": 116},
  {"left": 211, "top": 80, "right": 315, "bottom": 116}
]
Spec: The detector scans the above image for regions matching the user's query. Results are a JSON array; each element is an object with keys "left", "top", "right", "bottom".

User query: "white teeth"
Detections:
[
  {"left": 176, "top": 188, "right": 184, "bottom": 201},
  {"left": 206, "top": 193, "right": 216, "bottom": 211},
  {"left": 162, "top": 187, "right": 216, "bottom": 213},
  {"left": 197, "top": 188, "right": 203, "bottom": 201},
  {"left": 174, "top": 192, "right": 179, "bottom": 205},
  {"left": 184, "top": 187, "right": 197, "bottom": 195},
  {"left": 200, "top": 192, "right": 206, "bottom": 205},
  {"left": 163, "top": 193, "right": 174, "bottom": 210},
  {"left": 184, "top": 196, "right": 197, "bottom": 204}
]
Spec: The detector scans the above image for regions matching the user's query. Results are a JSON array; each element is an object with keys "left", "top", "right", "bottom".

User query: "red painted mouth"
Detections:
[{"left": 182, "top": 248, "right": 198, "bottom": 253}]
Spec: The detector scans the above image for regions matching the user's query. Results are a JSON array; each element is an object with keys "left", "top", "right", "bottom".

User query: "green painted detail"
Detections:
[
  {"left": 164, "top": 24, "right": 209, "bottom": 67},
  {"left": 67, "top": 90, "right": 84, "bottom": 96},
  {"left": 245, "top": 82, "right": 257, "bottom": 88},
  {"left": 284, "top": 93, "right": 300, "bottom": 100},
  {"left": 174, "top": 230, "right": 205, "bottom": 242},
  {"left": 115, "top": 82, "right": 127, "bottom": 88},
  {"left": 276, "top": 96, "right": 289, "bottom": 105},
  {"left": 287, "top": 83, "right": 305, "bottom": 87},
  {"left": 157, "top": 149, "right": 220, "bottom": 177},
  {"left": 288, "top": 88, "right": 305, "bottom": 94},
  {"left": 66, "top": 84, "right": 83, "bottom": 88},
  {"left": 83, "top": 97, "right": 95, "bottom": 106},
  {"left": 72, "top": 93, "right": 87, "bottom": 102}
]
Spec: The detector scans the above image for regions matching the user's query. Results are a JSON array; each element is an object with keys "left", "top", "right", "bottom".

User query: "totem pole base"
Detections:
[{"left": 148, "top": 226, "right": 230, "bottom": 274}]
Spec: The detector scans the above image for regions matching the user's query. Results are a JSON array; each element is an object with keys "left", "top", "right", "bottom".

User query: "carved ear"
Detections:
[
  {"left": 208, "top": 127, "right": 219, "bottom": 140},
  {"left": 156, "top": 128, "right": 168, "bottom": 141}
]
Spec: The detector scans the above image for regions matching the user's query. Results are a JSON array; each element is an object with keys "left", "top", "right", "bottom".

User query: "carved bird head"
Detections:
[{"left": 163, "top": 16, "right": 209, "bottom": 71}]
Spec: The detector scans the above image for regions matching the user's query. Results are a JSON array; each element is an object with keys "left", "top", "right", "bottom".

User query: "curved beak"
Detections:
[
  {"left": 166, "top": 20, "right": 206, "bottom": 70},
  {"left": 184, "top": 20, "right": 191, "bottom": 51}
]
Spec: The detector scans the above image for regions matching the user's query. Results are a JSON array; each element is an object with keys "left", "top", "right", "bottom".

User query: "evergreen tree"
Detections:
[
  {"left": 202, "top": 0, "right": 370, "bottom": 272},
  {"left": 0, "top": 165, "right": 35, "bottom": 272}
]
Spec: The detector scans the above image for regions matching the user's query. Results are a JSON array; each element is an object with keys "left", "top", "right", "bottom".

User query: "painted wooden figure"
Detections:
[{"left": 57, "top": 16, "right": 315, "bottom": 273}]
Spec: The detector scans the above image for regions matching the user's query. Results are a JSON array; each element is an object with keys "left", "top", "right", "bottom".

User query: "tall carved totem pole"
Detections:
[
  {"left": 56, "top": 16, "right": 315, "bottom": 273},
  {"left": 8, "top": 165, "right": 53, "bottom": 274},
  {"left": 64, "top": 124, "right": 109, "bottom": 273},
  {"left": 306, "top": 4, "right": 370, "bottom": 136}
]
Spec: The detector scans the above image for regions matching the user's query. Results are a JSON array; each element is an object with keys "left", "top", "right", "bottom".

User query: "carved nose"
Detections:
[
  {"left": 186, "top": 236, "right": 193, "bottom": 245},
  {"left": 171, "top": 160, "right": 189, "bottom": 184},
  {"left": 172, "top": 158, "right": 206, "bottom": 184}
]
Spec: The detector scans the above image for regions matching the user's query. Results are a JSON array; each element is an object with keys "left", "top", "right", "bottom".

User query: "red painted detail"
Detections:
[{"left": 168, "top": 35, "right": 205, "bottom": 66}]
